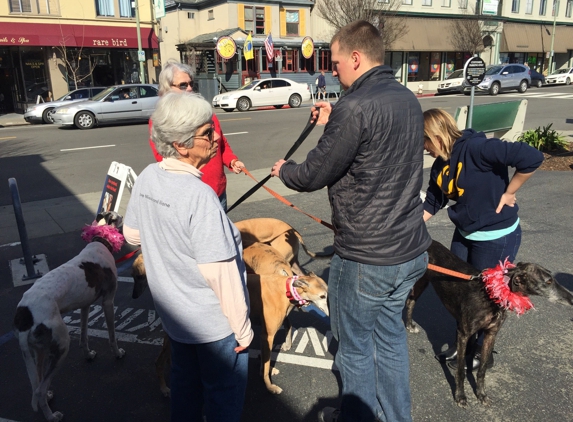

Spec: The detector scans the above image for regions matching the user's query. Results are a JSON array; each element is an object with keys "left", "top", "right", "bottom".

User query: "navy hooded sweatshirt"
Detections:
[{"left": 424, "top": 129, "right": 544, "bottom": 233}]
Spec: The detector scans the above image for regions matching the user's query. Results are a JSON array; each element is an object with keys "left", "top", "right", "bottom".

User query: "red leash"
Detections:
[{"left": 115, "top": 247, "right": 141, "bottom": 264}]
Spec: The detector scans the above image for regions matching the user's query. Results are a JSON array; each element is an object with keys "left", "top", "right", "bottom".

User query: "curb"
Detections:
[{"left": 416, "top": 93, "right": 437, "bottom": 98}]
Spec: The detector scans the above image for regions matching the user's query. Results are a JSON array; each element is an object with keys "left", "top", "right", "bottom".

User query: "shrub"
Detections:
[{"left": 517, "top": 124, "right": 568, "bottom": 152}]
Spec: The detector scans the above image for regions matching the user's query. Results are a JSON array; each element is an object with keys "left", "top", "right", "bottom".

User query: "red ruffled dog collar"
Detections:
[{"left": 481, "top": 258, "right": 534, "bottom": 315}]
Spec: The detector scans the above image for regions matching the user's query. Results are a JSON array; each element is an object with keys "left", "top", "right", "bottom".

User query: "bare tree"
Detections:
[
  {"left": 54, "top": 25, "right": 97, "bottom": 90},
  {"left": 449, "top": 6, "right": 496, "bottom": 55},
  {"left": 315, "top": 0, "right": 407, "bottom": 49}
]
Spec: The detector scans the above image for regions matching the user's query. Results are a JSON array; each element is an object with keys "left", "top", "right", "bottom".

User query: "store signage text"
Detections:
[
  {"left": 0, "top": 36, "right": 31, "bottom": 45},
  {"left": 92, "top": 38, "right": 130, "bottom": 47}
]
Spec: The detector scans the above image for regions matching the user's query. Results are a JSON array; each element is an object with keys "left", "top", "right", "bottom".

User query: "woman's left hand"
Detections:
[
  {"left": 234, "top": 345, "right": 248, "bottom": 353},
  {"left": 231, "top": 159, "right": 245, "bottom": 174},
  {"left": 496, "top": 192, "right": 517, "bottom": 213}
]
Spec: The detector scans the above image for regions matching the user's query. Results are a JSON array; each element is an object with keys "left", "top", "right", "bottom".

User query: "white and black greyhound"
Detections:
[{"left": 13, "top": 211, "right": 126, "bottom": 422}]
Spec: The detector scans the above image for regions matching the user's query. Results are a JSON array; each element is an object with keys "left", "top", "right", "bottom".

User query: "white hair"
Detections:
[{"left": 151, "top": 92, "right": 213, "bottom": 159}]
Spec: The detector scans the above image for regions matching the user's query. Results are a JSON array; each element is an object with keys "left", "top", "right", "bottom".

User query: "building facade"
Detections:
[{"left": 0, "top": 0, "right": 158, "bottom": 113}]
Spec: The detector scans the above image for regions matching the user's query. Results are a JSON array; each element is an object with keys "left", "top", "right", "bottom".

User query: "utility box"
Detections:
[{"left": 195, "top": 75, "right": 219, "bottom": 104}]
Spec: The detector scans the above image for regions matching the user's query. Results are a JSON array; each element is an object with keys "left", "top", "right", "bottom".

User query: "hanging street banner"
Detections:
[
  {"left": 482, "top": 0, "right": 499, "bottom": 15},
  {"left": 244, "top": 32, "right": 254, "bottom": 60},
  {"left": 154, "top": 0, "right": 166, "bottom": 19},
  {"left": 301, "top": 36, "right": 314, "bottom": 59},
  {"left": 216, "top": 36, "right": 237, "bottom": 60}
]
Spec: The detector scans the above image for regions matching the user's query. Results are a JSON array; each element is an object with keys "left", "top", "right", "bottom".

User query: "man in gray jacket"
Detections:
[{"left": 271, "top": 21, "right": 431, "bottom": 422}]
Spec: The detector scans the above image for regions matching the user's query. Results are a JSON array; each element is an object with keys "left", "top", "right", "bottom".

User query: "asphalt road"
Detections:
[{"left": 0, "top": 87, "right": 572, "bottom": 422}]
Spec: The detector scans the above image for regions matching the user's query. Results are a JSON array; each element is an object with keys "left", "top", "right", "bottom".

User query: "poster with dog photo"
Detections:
[{"left": 98, "top": 175, "right": 120, "bottom": 215}]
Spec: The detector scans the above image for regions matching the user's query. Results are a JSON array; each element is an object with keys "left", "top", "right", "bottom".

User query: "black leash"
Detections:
[{"left": 226, "top": 111, "right": 318, "bottom": 213}]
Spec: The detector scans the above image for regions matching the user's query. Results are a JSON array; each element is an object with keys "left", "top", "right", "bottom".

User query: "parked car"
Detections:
[
  {"left": 212, "top": 78, "right": 311, "bottom": 112},
  {"left": 52, "top": 84, "right": 159, "bottom": 129},
  {"left": 24, "top": 87, "right": 107, "bottom": 124},
  {"left": 545, "top": 67, "right": 573, "bottom": 85},
  {"left": 467, "top": 64, "right": 531, "bottom": 96},
  {"left": 437, "top": 69, "right": 466, "bottom": 94},
  {"left": 529, "top": 69, "right": 546, "bottom": 88}
]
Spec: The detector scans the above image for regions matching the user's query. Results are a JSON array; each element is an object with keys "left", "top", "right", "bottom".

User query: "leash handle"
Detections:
[{"left": 226, "top": 110, "right": 318, "bottom": 213}]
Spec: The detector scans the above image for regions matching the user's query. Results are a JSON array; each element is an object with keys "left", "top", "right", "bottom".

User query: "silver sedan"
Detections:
[{"left": 52, "top": 84, "right": 159, "bottom": 129}]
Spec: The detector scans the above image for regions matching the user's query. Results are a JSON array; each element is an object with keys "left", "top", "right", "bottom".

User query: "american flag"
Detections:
[{"left": 264, "top": 33, "right": 274, "bottom": 62}]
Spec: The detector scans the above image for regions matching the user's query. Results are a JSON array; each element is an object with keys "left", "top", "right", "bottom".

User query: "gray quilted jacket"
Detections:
[{"left": 279, "top": 65, "right": 432, "bottom": 265}]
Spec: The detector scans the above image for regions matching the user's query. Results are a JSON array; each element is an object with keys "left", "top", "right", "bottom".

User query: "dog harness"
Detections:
[{"left": 286, "top": 276, "right": 309, "bottom": 307}]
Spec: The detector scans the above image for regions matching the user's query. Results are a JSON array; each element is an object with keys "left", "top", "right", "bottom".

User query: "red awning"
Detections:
[{"left": 0, "top": 22, "right": 158, "bottom": 49}]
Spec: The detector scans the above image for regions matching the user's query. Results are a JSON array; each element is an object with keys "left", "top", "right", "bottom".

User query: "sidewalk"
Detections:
[{"left": 0, "top": 113, "right": 29, "bottom": 128}]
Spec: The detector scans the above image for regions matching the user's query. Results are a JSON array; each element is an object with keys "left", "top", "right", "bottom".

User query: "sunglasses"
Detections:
[
  {"left": 172, "top": 81, "right": 193, "bottom": 90},
  {"left": 192, "top": 127, "right": 215, "bottom": 144}
]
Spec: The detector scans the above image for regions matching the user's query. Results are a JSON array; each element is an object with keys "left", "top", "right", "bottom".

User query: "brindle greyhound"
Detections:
[{"left": 405, "top": 240, "right": 573, "bottom": 407}]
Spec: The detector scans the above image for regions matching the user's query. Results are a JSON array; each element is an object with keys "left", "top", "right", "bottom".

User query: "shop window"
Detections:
[
  {"left": 567, "top": 0, "right": 573, "bottom": 16},
  {"left": 512, "top": 0, "right": 520, "bottom": 12},
  {"left": 10, "top": 0, "right": 59, "bottom": 14},
  {"left": 280, "top": 50, "right": 297, "bottom": 72},
  {"left": 539, "top": 0, "right": 547, "bottom": 14},
  {"left": 525, "top": 0, "right": 533, "bottom": 13},
  {"left": 407, "top": 53, "right": 420, "bottom": 82},
  {"left": 390, "top": 52, "right": 403, "bottom": 81},
  {"left": 286, "top": 10, "right": 299, "bottom": 36},
  {"left": 318, "top": 50, "right": 332, "bottom": 71},
  {"left": 299, "top": 51, "right": 315, "bottom": 73}
]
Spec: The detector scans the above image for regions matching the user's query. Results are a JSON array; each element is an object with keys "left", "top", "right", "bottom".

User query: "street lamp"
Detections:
[
  {"left": 133, "top": 0, "right": 146, "bottom": 83},
  {"left": 547, "top": 0, "right": 559, "bottom": 75}
]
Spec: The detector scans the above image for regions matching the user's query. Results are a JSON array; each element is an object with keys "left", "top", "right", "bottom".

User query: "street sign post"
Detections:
[{"left": 463, "top": 56, "right": 486, "bottom": 128}]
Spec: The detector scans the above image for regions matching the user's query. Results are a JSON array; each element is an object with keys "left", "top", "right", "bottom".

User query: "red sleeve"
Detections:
[
  {"left": 213, "top": 114, "right": 237, "bottom": 169},
  {"left": 148, "top": 118, "right": 163, "bottom": 162}
]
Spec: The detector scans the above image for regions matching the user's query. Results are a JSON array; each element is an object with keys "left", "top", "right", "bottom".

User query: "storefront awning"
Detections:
[
  {"left": 0, "top": 22, "right": 158, "bottom": 49},
  {"left": 391, "top": 18, "right": 456, "bottom": 52},
  {"left": 501, "top": 22, "right": 572, "bottom": 53}
]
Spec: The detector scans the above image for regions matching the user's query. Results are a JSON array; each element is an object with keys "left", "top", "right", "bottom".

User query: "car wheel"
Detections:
[
  {"left": 274, "top": 105, "right": 284, "bottom": 109},
  {"left": 566, "top": 77, "right": 571, "bottom": 85},
  {"left": 489, "top": 82, "right": 500, "bottom": 96},
  {"left": 74, "top": 111, "right": 95, "bottom": 129},
  {"left": 518, "top": 80, "right": 528, "bottom": 93},
  {"left": 535, "top": 79, "right": 543, "bottom": 88},
  {"left": 288, "top": 94, "right": 302, "bottom": 108},
  {"left": 236, "top": 97, "right": 251, "bottom": 112},
  {"left": 223, "top": 108, "right": 234, "bottom": 112},
  {"left": 42, "top": 107, "right": 55, "bottom": 124}
]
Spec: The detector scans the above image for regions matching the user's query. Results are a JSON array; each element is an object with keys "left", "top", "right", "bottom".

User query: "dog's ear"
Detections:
[{"left": 293, "top": 278, "right": 309, "bottom": 291}]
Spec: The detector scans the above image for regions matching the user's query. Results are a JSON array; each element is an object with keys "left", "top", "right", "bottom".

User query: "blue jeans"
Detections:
[
  {"left": 170, "top": 334, "right": 248, "bottom": 422},
  {"left": 329, "top": 252, "right": 428, "bottom": 422},
  {"left": 218, "top": 191, "right": 227, "bottom": 212},
  {"left": 450, "top": 224, "right": 521, "bottom": 270}
]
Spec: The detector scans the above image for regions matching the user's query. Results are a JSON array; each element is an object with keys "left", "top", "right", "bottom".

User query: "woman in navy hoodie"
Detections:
[{"left": 422, "top": 108, "right": 544, "bottom": 368}]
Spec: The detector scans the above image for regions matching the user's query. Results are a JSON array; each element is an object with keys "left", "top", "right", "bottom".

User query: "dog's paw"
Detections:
[
  {"left": 455, "top": 395, "right": 468, "bottom": 408},
  {"left": 477, "top": 393, "right": 491, "bottom": 406},
  {"left": 280, "top": 342, "right": 292, "bottom": 352},
  {"left": 406, "top": 324, "right": 420, "bottom": 334},
  {"left": 46, "top": 390, "right": 54, "bottom": 401},
  {"left": 271, "top": 367, "right": 280, "bottom": 376},
  {"left": 266, "top": 384, "right": 283, "bottom": 394},
  {"left": 160, "top": 387, "right": 171, "bottom": 398},
  {"left": 49, "top": 411, "right": 64, "bottom": 421},
  {"left": 86, "top": 350, "right": 97, "bottom": 360},
  {"left": 116, "top": 348, "right": 126, "bottom": 358}
]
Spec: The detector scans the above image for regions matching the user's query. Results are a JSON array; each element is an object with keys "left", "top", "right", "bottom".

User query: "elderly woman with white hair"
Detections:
[{"left": 124, "top": 92, "right": 253, "bottom": 422}]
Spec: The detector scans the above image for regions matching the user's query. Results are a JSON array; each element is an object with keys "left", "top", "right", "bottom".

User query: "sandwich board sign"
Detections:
[{"left": 97, "top": 161, "right": 137, "bottom": 217}]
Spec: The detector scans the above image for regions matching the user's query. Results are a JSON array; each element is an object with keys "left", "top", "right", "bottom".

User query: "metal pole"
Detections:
[
  {"left": 548, "top": 0, "right": 558, "bottom": 74},
  {"left": 9, "top": 178, "right": 41, "bottom": 280},
  {"left": 467, "top": 86, "right": 475, "bottom": 128},
  {"left": 134, "top": 0, "right": 146, "bottom": 83}
]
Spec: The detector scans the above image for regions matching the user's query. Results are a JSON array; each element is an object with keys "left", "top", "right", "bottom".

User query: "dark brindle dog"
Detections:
[{"left": 405, "top": 240, "right": 573, "bottom": 407}]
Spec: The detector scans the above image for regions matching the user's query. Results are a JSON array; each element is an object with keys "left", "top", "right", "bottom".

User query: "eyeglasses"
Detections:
[
  {"left": 172, "top": 81, "right": 193, "bottom": 90},
  {"left": 192, "top": 127, "right": 215, "bottom": 144}
]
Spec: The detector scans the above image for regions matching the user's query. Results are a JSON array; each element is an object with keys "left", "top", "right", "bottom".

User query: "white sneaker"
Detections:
[{"left": 318, "top": 407, "right": 341, "bottom": 422}]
